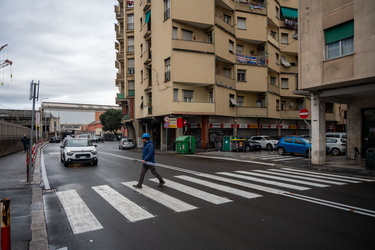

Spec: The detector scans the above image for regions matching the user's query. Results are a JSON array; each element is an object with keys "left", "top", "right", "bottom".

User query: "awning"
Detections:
[
  {"left": 281, "top": 7, "right": 298, "bottom": 19},
  {"left": 230, "top": 98, "right": 238, "bottom": 106},
  {"left": 325, "top": 20, "right": 354, "bottom": 44},
  {"left": 145, "top": 10, "right": 151, "bottom": 23},
  {"left": 280, "top": 56, "right": 291, "bottom": 67}
]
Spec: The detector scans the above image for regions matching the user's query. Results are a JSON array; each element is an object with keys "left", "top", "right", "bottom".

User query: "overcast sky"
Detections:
[{"left": 0, "top": 0, "right": 118, "bottom": 110}]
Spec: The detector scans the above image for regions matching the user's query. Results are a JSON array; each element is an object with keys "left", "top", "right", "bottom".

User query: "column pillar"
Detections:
[{"left": 311, "top": 93, "right": 326, "bottom": 165}]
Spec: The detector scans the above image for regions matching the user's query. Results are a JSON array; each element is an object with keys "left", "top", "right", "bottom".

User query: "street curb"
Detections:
[{"left": 29, "top": 144, "right": 49, "bottom": 250}]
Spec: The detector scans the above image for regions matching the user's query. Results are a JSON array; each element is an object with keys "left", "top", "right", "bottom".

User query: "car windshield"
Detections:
[
  {"left": 66, "top": 139, "right": 92, "bottom": 147},
  {"left": 301, "top": 138, "right": 311, "bottom": 144},
  {"left": 264, "top": 136, "right": 275, "bottom": 140}
]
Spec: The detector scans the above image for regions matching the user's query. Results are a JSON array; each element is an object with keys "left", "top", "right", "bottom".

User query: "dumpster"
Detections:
[
  {"left": 222, "top": 136, "right": 238, "bottom": 151},
  {"left": 175, "top": 136, "right": 197, "bottom": 154},
  {"left": 231, "top": 139, "right": 246, "bottom": 152},
  {"left": 365, "top": 148, "right": 375, "bottom": 170}
]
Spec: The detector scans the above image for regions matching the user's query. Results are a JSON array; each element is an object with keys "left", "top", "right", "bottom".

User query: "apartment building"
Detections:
[
  {"left": 299, "top": 0, "right": 375, "bottom": 164},
  {"left": 114, "top": 0, "right": 340, "bottom": 150}
]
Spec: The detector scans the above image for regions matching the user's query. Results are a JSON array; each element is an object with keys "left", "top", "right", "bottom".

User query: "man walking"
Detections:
[
  {"left": 133, "top": 133, "right": 165, "bottom": 188},
  {"left": 21, "top": 133, "right": 29, "bottom": 153}
]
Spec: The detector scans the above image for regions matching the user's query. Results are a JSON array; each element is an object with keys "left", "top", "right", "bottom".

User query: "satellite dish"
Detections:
[{"left": 289, "top": 102, "right": 294, "bottom": 108}]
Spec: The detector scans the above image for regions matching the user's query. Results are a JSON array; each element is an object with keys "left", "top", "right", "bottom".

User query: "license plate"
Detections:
[{"left": 79, "top": 156, "right": 87, "bottom": 159}]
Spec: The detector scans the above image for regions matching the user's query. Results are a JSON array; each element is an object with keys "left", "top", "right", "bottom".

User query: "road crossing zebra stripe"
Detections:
[
  {"left": 235, "top": 171, "right": 329, "bottom": 187},
  {"left": 252, "top": 170, "right": 347, "bottom": 185},
  {"left": 250, "top": 155, "right": 288, "bottom": 160},
  {"left": 272, "top": 157, "right": 306, "bottom": 162},
  {"left": 268, "top": 169, "right": 360, "bottom": 183},
  {"left": 282, "top": 168, "right": 375, "bottom": 182},
  {"left": 122, "top": 181, "right": 198, "bottom": 212},
  {"left": 186, "top": 154, "right": 275, "bottom": 166},
  {"left": 149, "top": 178, "right": 233, "bottom": 205},
  {"left": 216, "top": 172, "right": 310, "bottom": 191},
  {"left": 175, "top": 175, "right": 264, "bottom": 198},
  {"left": 56, "top": 190, "right": 103, "bottom": 234},
  {"left": 92, "top": 185, "right": 155, "bottom": 222}
]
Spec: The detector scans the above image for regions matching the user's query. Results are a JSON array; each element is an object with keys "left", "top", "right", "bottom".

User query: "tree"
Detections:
[{"left": 99, "top": 109, "right": 123, "bottom": 138}]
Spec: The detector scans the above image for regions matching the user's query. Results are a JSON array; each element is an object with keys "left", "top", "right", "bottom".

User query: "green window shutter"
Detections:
[
  {"left": 280, "top": 7, "right": 298, "bottom": 19},
  {"left": 325, "top": 20, "right": 354, "bottom": 44},
  {"left": 145, "top": 10, "right": 151, "bottom": 23}
]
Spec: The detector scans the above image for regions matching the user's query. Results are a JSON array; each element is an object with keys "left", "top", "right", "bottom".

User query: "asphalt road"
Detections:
[{"left": 42, "top": 142, "right": 375, "bottom": 250}]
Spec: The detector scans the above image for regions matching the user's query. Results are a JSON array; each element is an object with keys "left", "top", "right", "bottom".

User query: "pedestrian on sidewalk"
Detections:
[
  {"left": 133, "top": 133, "right": 165, "bottom": 188},
  {"left": 21, "top": 133, "right": 30, "bottom": 153}
]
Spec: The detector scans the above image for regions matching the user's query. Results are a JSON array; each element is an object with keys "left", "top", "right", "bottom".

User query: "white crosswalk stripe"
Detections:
[
  {"left": 56, "top": 190, "right": 103, "bottom": 234},
  {"left": 149, "top": 178, "right": 233, "bottom": 204},
  {"left": 122, "top": 181, "right": 198, "bottom": 212},
  {"left": 248, "top": 154, "right": 307, "bottom": 162},
  {"left": 92, "top": 185, "right": 155, "bottom": 222}
]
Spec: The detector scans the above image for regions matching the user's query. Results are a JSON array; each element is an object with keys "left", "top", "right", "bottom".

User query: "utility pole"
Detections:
[{"left": 28, "top": 80, "right": 39, "bottom": 183}]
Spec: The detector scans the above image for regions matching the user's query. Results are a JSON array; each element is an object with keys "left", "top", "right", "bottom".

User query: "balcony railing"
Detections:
[
  {"left": 172, "top": 39, "right": 214, "bottom": 54},
  {"left": 237, "top": 106, "right": 267, "bottom": 117}
]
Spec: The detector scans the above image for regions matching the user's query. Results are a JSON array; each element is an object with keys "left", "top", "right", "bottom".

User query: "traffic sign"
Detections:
[
  {"left": 164, "top": 116, "right": 170, "bottom": 122},
  {"left": 299, "top": 108, "right": 309, "bottom": 119},
  {"left": 164, "top": 122, "right": 169, "bottom": 128},
  {"left": 183, "top": 119, "right": 188, "bottom": 126}
]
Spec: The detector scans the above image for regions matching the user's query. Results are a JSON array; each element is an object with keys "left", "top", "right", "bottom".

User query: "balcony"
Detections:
[
  {"left": 236, "top": 54, "right": 267, "bottom": 67},
  {"left": 235, "top": 0, "right": 266, "bottom": 15},
  {"left": 143, "top": 0, "right": 151, "bottom": 11},
  {"left": 115, "top": 42, "right": 119, "bottom": 51},
  {"left": 128, "top": 89, "right": 135, "bottom": 97},
  {"left": 216, "top": 0, "right": 235, "bottom": 10},
  {"left": 172, "top": 39, "right": 214, "bottom": 54},
  {"left": 116, "top": 31, "right": 124, "bottom": 41},
  {"left": 116, "top": 52, "right": 124, "bottom": 62},
  {"left": 237, "top": 106, "right": 267, "bottom": 117},
  {"left": 122, "top": 114, "right": 131, "bottom": 121},
  {"left": 236, "top": 67, "right": 268, "bottom": 92},
  {"left": 172, "top": 102, "right": 215, "bottom": 115},
  {"left": 280, "top": 110, "right": 300, "bottom": 119},
  {"left": 215, "top": 74, "right": 235, "bottom": 89},
  {"left": 215, "top": 15, "right": 235, "bottom": 35},
  {"left": 115, "top": 6, "right": 124, "bottom": 20}
]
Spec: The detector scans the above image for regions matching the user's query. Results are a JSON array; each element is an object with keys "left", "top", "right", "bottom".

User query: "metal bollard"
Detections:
[{"left": 1, "top": 198, "right": 11, "bottom": 250}]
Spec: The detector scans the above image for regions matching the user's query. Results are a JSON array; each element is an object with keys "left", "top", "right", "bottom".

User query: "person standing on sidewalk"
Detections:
[
  {"left": 21, "top": 133, "right": 30, "bottom": 153},
  {"left": 133, "top": 133, "right": 165, "bottom": 188}
]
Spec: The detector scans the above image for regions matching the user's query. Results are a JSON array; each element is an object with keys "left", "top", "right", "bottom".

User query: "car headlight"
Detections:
[
  {"left": 91, "top": 149, "right": 97, "bottom": 155},
  {"left": 66, "top": 150, "right": 74, "bottom": 156}
]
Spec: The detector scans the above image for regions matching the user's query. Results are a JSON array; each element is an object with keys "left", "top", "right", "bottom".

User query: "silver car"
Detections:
[
  {"left": 118, "top": 138, "right": 135, "bottom": 150},
  {"left": 60, "top": 138, "right": 98, "bottom": 167},
  {"left": 326, "top": 137, "right": 347, "bottom": 156},
  {"left": 250, "top": 135, "right": 279, "bottom": 150}
]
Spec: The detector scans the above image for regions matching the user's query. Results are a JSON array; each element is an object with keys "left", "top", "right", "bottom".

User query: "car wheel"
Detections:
[
  {"left": 93, "top": 160, "right": 98, "bottom": 166},
  {"left": 60, "top": 154, "right": 64, "bottom": 162},
  {"left": 331, "top": 148, "right": 341, "bottom": 156},
  {"left": 63, "top": 161, "right": 69, "bottom": 167},
  {"left": 244, "top": 146, "right": 251, "bottom": 152},
  {"left": 266, "top": 143, "right": 273, "bottom": 151},
  {"left": 278, "top": 147, "right": 285, "bottom": 155}
]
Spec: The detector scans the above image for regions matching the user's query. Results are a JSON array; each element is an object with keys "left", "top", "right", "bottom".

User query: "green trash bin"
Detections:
[
  {"left": 175, "top": 136, "right": 197, "bottom": 154},
  {"left": 365, "top": 148, "right": 375, "bottom": 170},
  {"left": 222, "top": 136, "right": 238, "bottom": 151}
]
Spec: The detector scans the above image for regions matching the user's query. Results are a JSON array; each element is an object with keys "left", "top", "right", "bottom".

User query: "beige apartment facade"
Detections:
[
  {"left": 299, "top": 0, "right": 375, "bottom": 164},
  {"left": 115, "top": 0, "right": 341, "bottom": 150}
]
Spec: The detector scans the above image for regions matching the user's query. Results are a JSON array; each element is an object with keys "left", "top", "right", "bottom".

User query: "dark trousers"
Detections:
[
  {"left": 137, "top": 164, "right": 164, "bottom": 185},
  {"left": 23, "top": 144, "right": 28, "bottom": 153}
]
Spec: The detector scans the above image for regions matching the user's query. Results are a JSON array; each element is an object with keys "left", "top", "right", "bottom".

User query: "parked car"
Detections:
[
  {"left": 250, "top": 135, "right": 279, "bottom": 150},
  {"left": 326, "top": 132, "right": 346, "bottom": 139},
  {"left": 277, "top": 136, "right": 312, "bottom": 156},
  {"left": 244, "top": 139, "right": 261, "bottom": 152},
  {"left": 91, "top": 136, "right": 104, "bottom": 143},
  {"left": 60, "top": 138, "right": 98, "bottom": 167},
  {"left": 118, "top": 138, "right": 135, "bottom": 150},
  {"left": 326, "top": 138, "right": 347, "bottom": 156},
  {"left": 49, "top": 136, "right": 61, "bottom": 143}
]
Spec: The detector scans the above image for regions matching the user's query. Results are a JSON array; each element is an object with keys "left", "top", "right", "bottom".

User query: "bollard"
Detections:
[
  {"left": 1, "top": 198, "right": 11, "bottom": 250},
  {"left": 26, "top": 151, "right": 30, "bottom": 183}
]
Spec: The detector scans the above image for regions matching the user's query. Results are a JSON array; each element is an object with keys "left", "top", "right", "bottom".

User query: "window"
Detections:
[
  {"left": 182, "top": 29, "right": 193, "bottom": 41},
  {"left": 276, "top": 100, "right": 280, "bottom": 111},
  {"left": 237, "top": 69, "right": 246, "bottom": 82},
  {"left": 229, "top": 40, "right": 234, "bottom": 53},
  {"left": 141, "top": 70, "right": 143, "bottom": 83},
  {"left": 281, "top": 33, "right": 288, "bottom": 44},
  {"left": 229, "top": 94, "right": 237, "bottom": 106},
  {"left": 173, "top": 89, "right": 178, "bottom": 102},
  {"left": 183, "top": 90, "right": 193, "bottom": 102},
  {"left": 209, "top": 91, "right": 213, "bottom": 103},
  {"left": 325, "top": 20, "right": 354, "bottom": 60},
  {"left": 172, "top": 27, "right": 178, "bottom": 39},
  {"left": 281, "top": 78, "right": 289, "bottom": 89},
  {"left": 270, "top": 76, "right": 277, "bottom": 86},
  {"left": 223, "top": 14, "right": 231, "bottom": 25},
  {"left": 237, "top": 96, "right": 244, "bottom": 107},
  {"left": 284, "top": 137, "right": 293, "bottom": 143},
  {"left": 270, "top": 30, "right": 276, "bottom": 39},
  {"left": 236, "top": 44, "right": 243, "bottom": 54},
  {"left": 127, "top": 14, "right": 134, "bottom": 30},
  {"left": 164, "top": 0, "right": 170, "bottom": 20},
  {"left": 295, "top": 138, "right": 304, "bottom": 144},
  {"left": 223, "top": 67, "right": 231, "bottom": 78},
  {"left": 207, "top": 31, "right": 213, "bottom": 43},
  {"left": 127, "top": 58, "right": 134, "bottom": 74},
  {"left": 165, "top": 58, "right": 171, "bottom": 81},
  {"left": 276, "top": 53, "right": 280, "bottom": 64},
  {"left": 128, "top": 36, "right": 134, "bottom": 52},
  {"left": 275, "top": 6, "right": 279, "bottom": 18},
  {"left": 280, "top": 56, "right": 291, "bottom": 67},
  {"left": 237, "top": 17, "right": 246, "bottom": 30},
  {"left": 281, "top": 101, "right": 286, "bottom": 110}
]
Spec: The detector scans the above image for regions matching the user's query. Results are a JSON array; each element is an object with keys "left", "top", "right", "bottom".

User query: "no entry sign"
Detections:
[{"left": 299, "top": 108, "right": 309, "bottom": 119}]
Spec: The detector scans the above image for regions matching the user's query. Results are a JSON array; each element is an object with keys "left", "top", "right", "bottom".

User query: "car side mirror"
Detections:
[
  {"left": 60, "top": 145, "right": 64, "bottom": 148},
  {"left": 94, "top": 145, "right": 97, "bottom": 147}
]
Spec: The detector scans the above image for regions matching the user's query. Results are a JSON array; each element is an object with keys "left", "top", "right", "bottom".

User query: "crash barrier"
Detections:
[
  {"left": 27, "top": 140, "right": 47, "bottom": 183},
  {"left": 0, "top": 121, "right": 33, "bottom": 157},
  {"left": 1, "top": 198, "right": 11, "bottom": 250}
]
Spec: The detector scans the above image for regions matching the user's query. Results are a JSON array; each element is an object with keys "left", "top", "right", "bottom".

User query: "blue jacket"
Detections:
[{"left": 142, "top": 140, "right": 155, "bottom": 163}]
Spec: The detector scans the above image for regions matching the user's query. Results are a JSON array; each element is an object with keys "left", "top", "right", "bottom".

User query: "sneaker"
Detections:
[
  {"left": 133, "top": 184, "right": 142, "bottom": 188},
  {"left": 157, "top": 181, "right": 165, "bottom": 187}
]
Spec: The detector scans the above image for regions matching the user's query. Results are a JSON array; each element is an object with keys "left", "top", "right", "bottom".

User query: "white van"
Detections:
[{"left": 326, "top": 132, "right": 346, "bottom": 139}]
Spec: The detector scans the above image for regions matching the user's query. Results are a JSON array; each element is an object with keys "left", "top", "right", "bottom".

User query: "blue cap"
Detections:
[{"left": 141, "top": 133, "right": 151, "bottom": 139}]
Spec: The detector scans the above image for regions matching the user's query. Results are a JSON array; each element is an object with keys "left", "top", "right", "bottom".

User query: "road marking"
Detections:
[
  {"left": 92, "top": 185, "right": 155, "bottom": 222},
  {"left": 282, "top": 193, "right": 375, "bottom": 218},
  {"left": 272, "top": 157, "right": 306, "bottom": 162},
  {"left": 253, "top": 170, "right": 347, "bottom": 185},
  {"left": 149, "top": 178, "right": 233, "bottom": 205},
  {"left": 267, "top": 169, "right": 360, "bottom": 183},
  {"left": 235, "top": 171, "right": 329, "bottom": 187},
  {"left": 185, "top": 154, "right": 275, "bottom": 166},
  {"left": 175, "top": 175, "right": 263, "bottom": 198},
  {"left": 56, "top": 190, "right": 103, "bottom": 234},
  {"left": 217, "top": 172, "right": 310, "bottom": 191},
  {"left": 40, "top": 150, "right": 51, "bottom": 190},
  {"left": 122, "top": 181, "right": 198, "bottom": 212}
]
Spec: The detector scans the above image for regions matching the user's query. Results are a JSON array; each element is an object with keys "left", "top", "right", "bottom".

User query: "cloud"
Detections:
[{"left": 0, "top": 0, "right": 118, "bottom": 109}]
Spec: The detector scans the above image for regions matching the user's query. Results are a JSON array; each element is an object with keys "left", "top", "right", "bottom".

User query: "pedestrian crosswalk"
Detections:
[{"left": 55, "top": 168, "right": 375, "bottom": 234}]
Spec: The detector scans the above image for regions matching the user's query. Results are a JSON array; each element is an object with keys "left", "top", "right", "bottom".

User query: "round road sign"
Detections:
[
  {"left": 164, "top": 122, "right": 169, "bottom": 128},
  {"left": 164, "top": 116, "right": 170, "bottom": 122},
  {"left": 299, "top": 108, "right": 309, "bottom": 119}
]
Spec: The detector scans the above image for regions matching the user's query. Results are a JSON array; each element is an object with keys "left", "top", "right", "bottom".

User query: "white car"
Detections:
[
  {"left": 250, "top": 135, "right": 279, "bottom": 150},
  {"left": 118, "top": 138, "right": 135, "bottom": 150},
  {"left": 60, "top": 138, "right": 98, "bottom": 167},
  {"left": 326, "top": 137, "right": 347, "bottom": 156}
]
